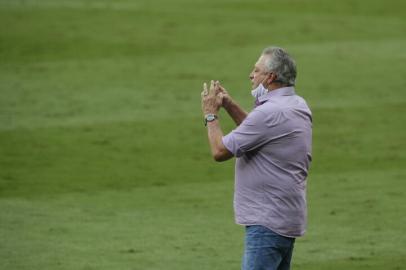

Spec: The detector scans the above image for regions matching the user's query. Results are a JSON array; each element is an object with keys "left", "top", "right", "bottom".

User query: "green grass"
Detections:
[{"left": 1, "top": 0, "right": 406, "bottom": 269}]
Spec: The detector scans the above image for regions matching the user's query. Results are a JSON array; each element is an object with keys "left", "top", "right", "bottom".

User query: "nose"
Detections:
[{"left": 249, "top": 72, "right": 254, "bottom": 80}]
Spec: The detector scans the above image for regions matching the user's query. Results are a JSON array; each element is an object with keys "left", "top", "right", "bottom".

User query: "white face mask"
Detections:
[{"left": 251, "top": 83, "right": 268, "bottom": 99}]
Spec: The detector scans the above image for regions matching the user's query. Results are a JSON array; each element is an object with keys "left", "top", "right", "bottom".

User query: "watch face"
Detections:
[
  {"left": 207, "top": 115, "right": 216, "bottom": 121},
  {"left": 204, "top": 114, "right": 217, "bottom": 126}
]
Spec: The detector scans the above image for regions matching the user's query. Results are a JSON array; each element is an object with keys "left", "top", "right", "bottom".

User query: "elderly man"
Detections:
[{"left": 201, "top": 46, "right": 312, "bottom": 270}]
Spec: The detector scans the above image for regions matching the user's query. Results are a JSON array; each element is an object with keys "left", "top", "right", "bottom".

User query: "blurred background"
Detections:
[{"left": 1, "top": 0, "right": 405, "bottom": 269}]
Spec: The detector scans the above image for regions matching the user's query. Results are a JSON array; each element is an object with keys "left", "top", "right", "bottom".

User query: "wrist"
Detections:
[
  {"left": 203, "top": 108, "right": 219, "bottom": 115},
  {"left": 204, "top": 113, "right": 218, "bottom": 126}
]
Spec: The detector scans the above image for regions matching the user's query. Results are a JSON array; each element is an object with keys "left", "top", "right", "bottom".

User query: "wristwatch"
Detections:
[{"left": 204, "top": 114, "right": 218, "bottom": 126}]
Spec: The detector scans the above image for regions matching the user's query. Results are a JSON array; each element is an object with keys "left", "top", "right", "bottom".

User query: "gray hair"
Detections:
[{"left": 262, "top": 46, "right": 297, "bottom": 86}]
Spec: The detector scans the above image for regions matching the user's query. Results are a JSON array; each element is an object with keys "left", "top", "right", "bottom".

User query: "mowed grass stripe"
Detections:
[
  {"left": 1, "top": 38, "right": 405, "bottom": 131},
  {"left": 1, "top": 170, "right": 405, "bottom": 269},
  {"left": 1, "top": 100, "right": 405, "bottom": 198}
]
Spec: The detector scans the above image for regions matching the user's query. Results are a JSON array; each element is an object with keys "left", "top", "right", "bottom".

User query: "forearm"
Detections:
[
  {"left": 206, "top": 120, "right": 233, "bottom": 162},
  {"left": 223, "top": 98, "right": 247, "bottom": 126}
]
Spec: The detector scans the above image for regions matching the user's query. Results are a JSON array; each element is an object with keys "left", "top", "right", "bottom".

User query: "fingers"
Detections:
[
  {"left": 201, "top": 82, "right": 208, "bottom": 97},
  {"left": 202, "top": 80, "right": 224, "bottom": 96},
  {"left": 209, "top": 80, "right": 215, "bottom": 95},
  {"left": 213, "top": 80, "right": 223, "bottom": 95}
]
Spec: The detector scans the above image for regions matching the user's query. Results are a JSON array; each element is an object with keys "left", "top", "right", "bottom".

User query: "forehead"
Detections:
[{"left": 254, "top": 55, "right": 268, "bottom": 68}]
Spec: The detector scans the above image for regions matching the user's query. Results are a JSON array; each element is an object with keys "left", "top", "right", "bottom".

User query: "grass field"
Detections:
[{"left": 1, "top": 0, "right": 406, "bottom": 269}]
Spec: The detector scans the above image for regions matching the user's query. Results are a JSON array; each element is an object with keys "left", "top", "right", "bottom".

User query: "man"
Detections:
[{"left": 201, "top": 46, "right": 312, "bottom": 270}]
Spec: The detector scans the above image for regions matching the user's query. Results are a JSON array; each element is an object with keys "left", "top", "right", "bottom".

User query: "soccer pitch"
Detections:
[{"left": 1, "top": 0, "right": 405, "bottom": 269}]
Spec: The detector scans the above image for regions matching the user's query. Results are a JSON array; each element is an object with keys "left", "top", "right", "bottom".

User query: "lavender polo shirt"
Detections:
[{"left": 222, "top": 87, "right": 312, "bottom": 238}]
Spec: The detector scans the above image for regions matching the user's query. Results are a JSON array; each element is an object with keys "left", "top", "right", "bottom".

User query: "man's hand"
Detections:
[
  {"left": 215, "top": 82, "right": 247, "bottom": 126},
  {"left": 201, "top": 79, "right": 246, "bottom": 125},
  {"left": 200, "top": 80, "right": 234, "bottom": 162},
  {"left": 201, "top": 80, "right": 223, "bottom": 115},
  {"left": 215, "top": 83, "right": 233, "bottom": 108}
]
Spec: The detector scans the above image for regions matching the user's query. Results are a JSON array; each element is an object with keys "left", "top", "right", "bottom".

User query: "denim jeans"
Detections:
[{"left": 242, "top": 225, "right": 295, "bottom": 270}]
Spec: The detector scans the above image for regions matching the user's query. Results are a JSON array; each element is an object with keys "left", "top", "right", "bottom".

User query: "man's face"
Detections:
[{"left": 249, "top": 55, "right": 270, "bottom": 90}]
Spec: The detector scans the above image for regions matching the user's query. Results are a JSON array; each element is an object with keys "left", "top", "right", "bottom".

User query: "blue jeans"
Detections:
[{"left": 242, "top": 225, "right": 295, "bottom": 270}]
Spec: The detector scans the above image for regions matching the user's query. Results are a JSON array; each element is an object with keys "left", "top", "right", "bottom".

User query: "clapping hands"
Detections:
[{"left": 201, "top": 80, "right": 230, "bottom": 115}]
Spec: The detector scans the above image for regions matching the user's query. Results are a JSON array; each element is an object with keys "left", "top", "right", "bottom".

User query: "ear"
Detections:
[{"left": 267, "top": 73, "right": 277, "bottom": 84}]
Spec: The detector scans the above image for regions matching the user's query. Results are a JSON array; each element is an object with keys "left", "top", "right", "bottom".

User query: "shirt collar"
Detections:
[{"left": 258, "top": 86, "right": 296, "bottom": 103}]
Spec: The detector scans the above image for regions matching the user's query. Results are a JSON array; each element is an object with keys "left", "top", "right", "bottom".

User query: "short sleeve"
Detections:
[{"left": 222, "top": 109, "right": 269, "bottom": 157}]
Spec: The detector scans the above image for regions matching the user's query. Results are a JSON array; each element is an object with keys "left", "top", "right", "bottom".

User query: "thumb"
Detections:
[{"left": 219, "top": 85, "right": 227, "bottom": 93}]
